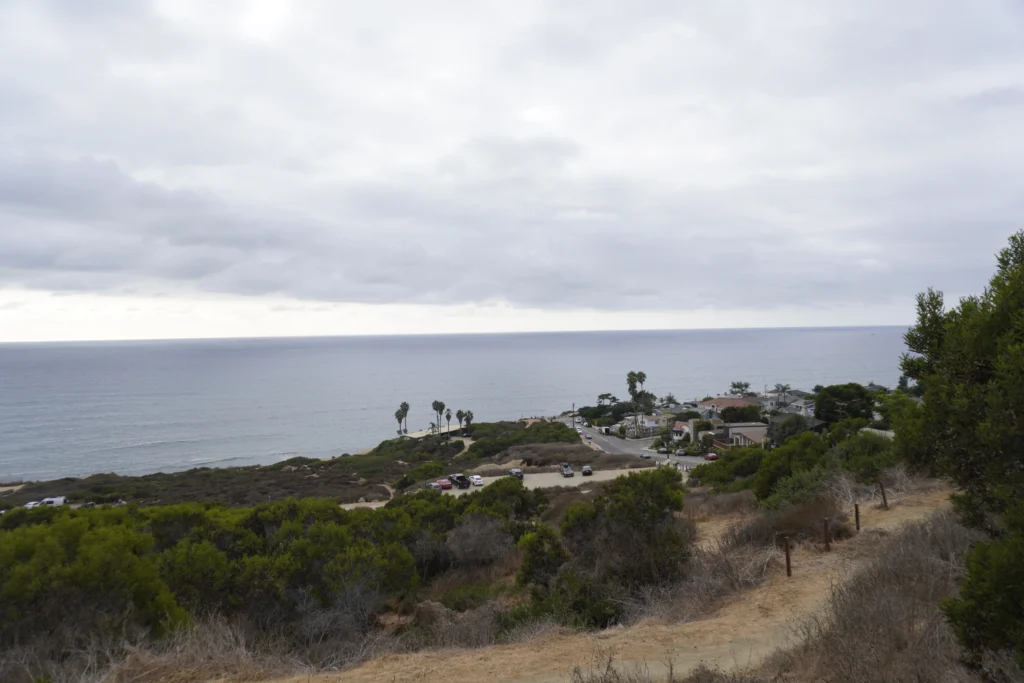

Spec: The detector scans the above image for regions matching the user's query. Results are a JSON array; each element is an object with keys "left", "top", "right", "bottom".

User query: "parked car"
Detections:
[
  {"left": 560, "top": 463, "right": 574, "bottom": 477},
  {"left": 469, "top": 474, "right": 484, "bottom": 486},
  {"left": 81, "top": 501, "right": 96, "bottom": 508},
  {"left": 451, "top": 474, "right": 471, "bottom": 489},
  {"left": 427, "top": 482, "right": 442, "bottom": 491},
  {"left": 41, "top": 496, "right": 66, "bottom": 506},
  {"left": 581, "top": 465, "right": 593, "bottom": 476},
  {"left": 657, "top": 448, "right": 668, "bottom": 454},
  {"left": 24, "top": 501, "right": 41, "bottom": 508},
  {"left": 509, "top": 468, "right": 524, "bottom": 480},
  {"left": 703, "top": 453, "right": 720, "bottom": 461},
  {"left": 585, "top": 434, "right": 593, "bottom": 440},
  {"left": 437, "top": 478, "right": 453, "bottom": 490},
  {"left": 640, "top": 452, "right": 652, "bottom": 459},
  {"left": 674, "top": 449, "right": 687, "bottom": 455}
]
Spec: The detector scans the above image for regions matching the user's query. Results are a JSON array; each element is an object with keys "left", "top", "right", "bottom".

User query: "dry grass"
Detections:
[
  {"left": 720, "top": 495, "right": 853, "bottom": 550},
  {"left": 621, "top": 541, "right": 782, "bottom": 626},
  {"left": 756, "top": 508, "right": 1004, "bottom": 683},
  {"left": 683, "top": 491, "right": 757, "bottom": 520}
]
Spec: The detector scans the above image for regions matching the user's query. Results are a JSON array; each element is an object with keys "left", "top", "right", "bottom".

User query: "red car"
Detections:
[
  {"left": 703, "top": 453, "right": 720, "bottom": 461},
  {"left": 437, "top": 478, "right": 453, "bottom": 490}
]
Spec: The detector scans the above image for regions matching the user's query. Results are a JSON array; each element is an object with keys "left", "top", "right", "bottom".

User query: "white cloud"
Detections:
[{"left": 0, "top": 0, "right": 1021, "bottom": 340}]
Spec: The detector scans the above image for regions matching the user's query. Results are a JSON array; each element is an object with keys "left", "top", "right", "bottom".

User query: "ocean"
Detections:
[{"left": 0, "top": 327, "right": 907, "bottom": 481}]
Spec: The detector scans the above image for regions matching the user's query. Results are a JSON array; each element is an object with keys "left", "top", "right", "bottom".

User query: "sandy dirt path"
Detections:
[{"left": 294, "top": 486, "right": 952, "bottom": 683}]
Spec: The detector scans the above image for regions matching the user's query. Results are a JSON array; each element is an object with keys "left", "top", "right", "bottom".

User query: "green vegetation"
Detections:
[
  {"left": 515, "top": 468, "right": 689, "bottom": 628},
  {"left": 720, "top": 404, "right": 762, "bottom": 423},
  {"left": 0, "top": 467, "right": 692, "bottom": 681},
  {"left": 896, "top": 231, "right": 1024, "bottom": 668},
  {"left": 466, "top": 421, "right": 580, "bottom": 458},
  {"left": 690, "top": 421, "right": 898, "bottom": 509},
  {"left": 814, "top": 382, "right": 875, "bottom": 423},
  {"left": 2, "top": 420, "right": 584, "bottom": 509},
  {"left": 0, "top": 480, "right": 544, "bottom": 663}
]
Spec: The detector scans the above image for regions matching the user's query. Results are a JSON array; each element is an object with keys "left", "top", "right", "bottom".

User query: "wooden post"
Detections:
[
  {"left": 855, "top": 503, "right": 861, "bottom": 531},
  {"left": 879, "top": 480, "right": 889, "bottom": 510},
  {"left": 823, "top": 518, "right": 831, "bottom": 551},
  {"left": 784, "top": 536, "right": 792, "bottom": 577}
]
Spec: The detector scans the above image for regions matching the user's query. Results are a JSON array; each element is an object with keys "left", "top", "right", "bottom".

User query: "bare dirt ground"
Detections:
[
  {"left": 340, "top": 468, "right": 653, "bottom": 510},
  {"left": 290, "top": 486, "right": 953, "bottom": 683}
]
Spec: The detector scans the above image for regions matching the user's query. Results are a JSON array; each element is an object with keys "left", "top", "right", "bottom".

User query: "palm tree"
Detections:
[
  {"left": 437, "top": 401, "right": 446, "bottom": 437},
  {"left": 774, "top": 383, "right": 791, "bottom": 407},
  {"left": 445, "top": 408, "right": 452, "bottom": 437},
  {"left": 429, "top": 421, "right": 437, "bottom": 435},
  {"left": 431, "top": 400, "right": 443, "bottom": 436},
  {"left": 400, "top": 401, "right": 410, "bottom": 433},
  {"left": 394, "top": 408, "right": 404, "bottom": 435},
  {"left": 456, "top": 409, "right": 466, "bottom": 433},
  {"left": 464, "top": 410, "right": 474, "bottom": 430}
]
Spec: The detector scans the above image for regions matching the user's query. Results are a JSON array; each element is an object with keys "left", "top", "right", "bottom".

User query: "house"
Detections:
[
  {"left": 722, "top": 422, "right": 769, "bottom": 446},
  {"left": 866, "top": 383, "right": 890, "bottom": 393},
  {"left": 672, "top": 421, "right": 690, "bottom": 438},
  {"left": 779, "top": 398, "right": 815, "bottom": 417}
]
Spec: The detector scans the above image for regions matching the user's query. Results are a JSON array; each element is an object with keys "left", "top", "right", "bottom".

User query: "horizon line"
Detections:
[{"left": 0, "top": 323, "right": 912, "bottom": 346}]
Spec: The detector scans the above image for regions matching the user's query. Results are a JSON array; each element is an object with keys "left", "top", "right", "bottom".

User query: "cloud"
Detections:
[{"left": 1, "top": 0, "right": 1023, "bottom": 333}]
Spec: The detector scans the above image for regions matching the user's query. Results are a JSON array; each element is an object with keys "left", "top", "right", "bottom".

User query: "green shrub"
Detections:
[{"left": 517, "top": 524, "right": 568, "bottom": 589}]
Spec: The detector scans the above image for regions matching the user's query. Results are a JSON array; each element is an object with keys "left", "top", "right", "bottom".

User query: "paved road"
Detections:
[{"left": 566, "top": 420, "right": 713, "bottom": 471}]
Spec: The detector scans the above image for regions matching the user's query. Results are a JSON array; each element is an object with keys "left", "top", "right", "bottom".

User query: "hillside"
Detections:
[{"left": 271, "top": 485, "right": 954, "bottom": 683}]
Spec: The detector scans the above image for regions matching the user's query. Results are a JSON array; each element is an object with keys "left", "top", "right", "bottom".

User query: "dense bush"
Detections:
[
  {"left": 466, "top": 421, "right": 580, "bottom": 459},
  {"left": 0, "top": 480, "right": 548, "bottom": 659}
]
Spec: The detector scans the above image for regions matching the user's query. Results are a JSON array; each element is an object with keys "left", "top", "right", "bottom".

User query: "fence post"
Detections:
[
  {"left": 855, "top": 503, "right": 861, "bottom": 531},
  {"left": 879, "top": 480, "right": 889, "bottom": 510},
  {"left": 784, "top": 536, "right": 792, "bottom": 577},
  {"left": 823, "top": 518, "right": 831, "bottom": 551}
]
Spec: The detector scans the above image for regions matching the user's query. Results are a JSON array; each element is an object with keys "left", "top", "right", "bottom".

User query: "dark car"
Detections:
[
  {"left": 703, "top": 453, "right": 720, "bottom": 461},
  {"left": 560, "top": 463, "right": 574, "bottom": 477},
  {"left": 581, "top": 465, "right": 593, "bottom": 476},
  {"left": 451, "top": 473, "right": 471, "bottom": 489},
  {"left": 508, "top": 468, "right": 524, "bottom": 480}
]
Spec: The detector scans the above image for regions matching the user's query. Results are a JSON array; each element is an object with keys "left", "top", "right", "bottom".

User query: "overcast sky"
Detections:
[{"left": 1, "top": 0, "right": 1022, "bottom": 341}]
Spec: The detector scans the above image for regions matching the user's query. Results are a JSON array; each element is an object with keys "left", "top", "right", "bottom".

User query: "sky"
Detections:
[{"left": 1, "top": 0, "right": 1023, "bottom": 342}]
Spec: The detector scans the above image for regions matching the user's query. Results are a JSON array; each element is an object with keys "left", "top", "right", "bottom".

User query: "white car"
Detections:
[
  {"left": 41, "top": 496, "right": 66, "bottom": 506},
  {"left": 469, "top": 474, "right": 484, "bottom": 486},
  {"left": 24, "top": 501, "right": 41, "bottom": 508}
]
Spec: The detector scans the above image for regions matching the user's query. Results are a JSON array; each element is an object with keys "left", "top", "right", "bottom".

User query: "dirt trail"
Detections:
[{"left": 283, "top": 487, "right": 952, "bottom": 683}]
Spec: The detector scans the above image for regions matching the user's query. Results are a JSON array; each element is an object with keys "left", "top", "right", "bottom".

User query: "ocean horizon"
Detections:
[{"left": 0, "top": 326, "right": 908, "bottom": 482}]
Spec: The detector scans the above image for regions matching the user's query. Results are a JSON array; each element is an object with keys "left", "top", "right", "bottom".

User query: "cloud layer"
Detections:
[{"left": 2, "top": 0, "right": 1024, "bottom": 328}]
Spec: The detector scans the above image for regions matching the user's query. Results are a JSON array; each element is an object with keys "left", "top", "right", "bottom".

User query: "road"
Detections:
[{"left": 567, "top": 419, "right": 712, "bottom": 471}]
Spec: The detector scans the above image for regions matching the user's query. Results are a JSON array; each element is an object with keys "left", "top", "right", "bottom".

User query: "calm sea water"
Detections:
[{"left": 0, "top": 327, "right": 907, "bottom": 481}]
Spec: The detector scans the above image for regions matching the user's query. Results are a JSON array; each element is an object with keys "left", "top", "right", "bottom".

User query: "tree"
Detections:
[
  {"left": 897, "top": 231, "right": 1024, "bottom": 668},
  {"left": 660, "top": 392, "right": 678, "bottom": 406},
  {"left": 394, "top": 408, "right": 404, "bottom": 435},
  {"left": 464, "top": 410, "right": 474, "bottom": 430},
  {"left": 768, "top": 414, "right": 809, "bottom": 445},
  {"left": 597, "top": 393, "right": 614, "bottom": 406},
  {"left": 431, "top": 400, "right": 445, "bottom": 437},
  {"left": 399, "top": 401, "right": 410, "bottom": 433},
  {"left": 814, "top": 383, "right": 875, "bottom": 423},
  {"left": 444, "top": 408, "right": 452, "bottom": 437},
  {"left": 729, "top": 381, "right": 752, "bottom": 396},
  {"left": 517, "top": 524, "right": 568, "bottom": 589},
  {"left": 456, "top": 409, "right": 465, "bottom": 432},
  {"left": 720, "top": 404, "right": 762, "bottom": 423},
  {"left": 774, "top": 383, "right": 791, "bottom": 406}
]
